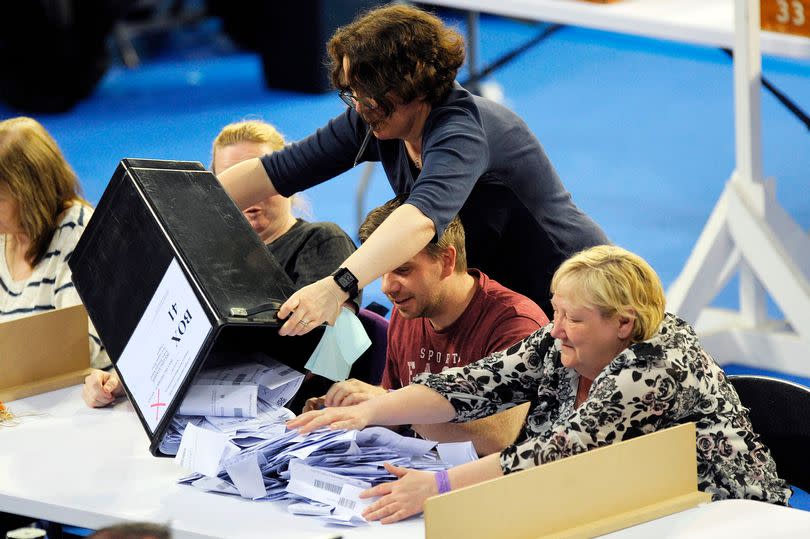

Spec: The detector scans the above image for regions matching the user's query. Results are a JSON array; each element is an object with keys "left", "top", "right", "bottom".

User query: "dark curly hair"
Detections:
[{"left": 327, "top": 4, "right": 465, "bottom": 116}]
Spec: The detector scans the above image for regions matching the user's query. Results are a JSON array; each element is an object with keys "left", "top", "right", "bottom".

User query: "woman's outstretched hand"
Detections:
[
  {"left": 360, "top": 462, "right": 438, "bottom": 524},
  {"left": 286, "top": 403, "right": 373, "bottom": 434}
]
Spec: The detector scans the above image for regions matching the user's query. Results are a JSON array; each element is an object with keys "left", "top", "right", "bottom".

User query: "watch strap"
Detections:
[{"left": 331, "top": 267, "right": 359, "bottom": 300}]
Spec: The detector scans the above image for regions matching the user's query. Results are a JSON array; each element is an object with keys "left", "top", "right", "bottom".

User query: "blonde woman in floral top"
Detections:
[{"left": 288, "top": 245, "right": 791, "bottom": 523}]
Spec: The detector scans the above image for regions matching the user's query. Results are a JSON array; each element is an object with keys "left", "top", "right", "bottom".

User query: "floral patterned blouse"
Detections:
[{"left": 414, "top": 313, "right": 791, "bottom": 504}]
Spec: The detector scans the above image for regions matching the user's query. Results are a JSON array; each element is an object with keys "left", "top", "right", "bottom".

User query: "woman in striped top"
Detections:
[{"left": 0, "top": 116, "right": 108, "bottom": 369}]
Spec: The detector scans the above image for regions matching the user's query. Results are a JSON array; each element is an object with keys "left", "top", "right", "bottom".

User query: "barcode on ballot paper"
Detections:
[
  {"left": 314, "top": 479, "right": 342, "bottom": 495},
  {"left": 337, "top": 497, "right": 357, "bottom": 511}
]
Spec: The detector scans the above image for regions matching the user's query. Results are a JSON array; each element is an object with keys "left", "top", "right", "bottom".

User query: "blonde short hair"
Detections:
[
  {"left": 211, "top": 120, "right": 285, "bottom": 172},
  {"left": 0, "top": 116, "right": 85, "bottom": 266},
  {"left": 211, "top": 120, "right": 311, "bottom": 217},
  {"left": 551, "top": 245, "right": 665, "bottom": 341}
]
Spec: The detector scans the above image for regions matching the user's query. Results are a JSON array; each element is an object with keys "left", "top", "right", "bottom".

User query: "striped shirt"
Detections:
[{"left": 0, "top": 203, "right": 109, "bottom": 369}]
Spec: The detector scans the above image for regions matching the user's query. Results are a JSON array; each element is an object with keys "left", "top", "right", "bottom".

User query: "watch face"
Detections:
[
  {"left": 333, "top": 268, "right": 358, "bottom": 298},
  {"left": 337, "top": 270, "right": 355, "bottom": 288}
]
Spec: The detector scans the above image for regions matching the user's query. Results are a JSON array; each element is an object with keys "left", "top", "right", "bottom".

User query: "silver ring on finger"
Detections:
[{"left": 298, "top": 319, "right": 311, "bottom": 327}]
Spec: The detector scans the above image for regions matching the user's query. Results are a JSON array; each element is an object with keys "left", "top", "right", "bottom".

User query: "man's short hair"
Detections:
[{"left": 359, "top": 195, "right": 467, "bottom": 273}]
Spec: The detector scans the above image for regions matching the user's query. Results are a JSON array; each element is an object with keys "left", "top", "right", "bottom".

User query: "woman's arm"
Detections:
[
  {"left": 413, "top": 402, "right": 530, "bottom": 457},
  {"left": 360, "top": 452, "right": 504, "bottom": 524},
  {"left": 276, "top": 203, "right": 435, "bottom": 335},
  {"left": 217, "top": 157, "right": 279, "bottom": 209},
  {"left": 218, "top": 110, "right": 369, "bottom": 210},
  {"left": 286, "top": 383, "right": 455, "bottom": 433},
  {"left": 414, "top": 327, "right": 551, "bottom": 422},
  {"left": 340, "top": 203, "right": 435, "bottom": 289}
]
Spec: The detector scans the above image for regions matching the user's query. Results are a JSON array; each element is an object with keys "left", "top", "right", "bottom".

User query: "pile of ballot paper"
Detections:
[
  {"left": 157, "top": 355, "right": 303, "bottom": 455},
  {"left": 164, "top": 359, "right": 477, "bottom": 527}
]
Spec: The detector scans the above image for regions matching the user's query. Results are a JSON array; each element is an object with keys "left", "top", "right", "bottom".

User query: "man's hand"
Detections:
[
  {"left": 82, "top": 369, "right": 124, "bottom": 408},
  {"left": 302, "top": 378, "right": 387, "bottom": 413},
  {"left": 301, "top": 379, "right": 386, "bottom": 413},
  {"left": 324, "top": 379, "right": 387, "bottom": 407},
  {"left": 302, "top": 395, "right": 326, "bottom": 413}
]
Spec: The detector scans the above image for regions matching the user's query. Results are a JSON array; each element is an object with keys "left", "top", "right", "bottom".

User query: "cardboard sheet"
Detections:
[
  {"left": 424, "top": 423, "right": 711, "bottom": 539},
  {"left": 0, "top": 304, "right": 91, "bottom": 402}
]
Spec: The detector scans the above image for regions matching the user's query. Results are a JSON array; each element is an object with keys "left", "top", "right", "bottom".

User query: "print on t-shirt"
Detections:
[
  {"left": 382, "top": 270, "right": 549, "bottom": 390},
  {"left": 407, "top": 348, "right": 464, "bottom": 384}
]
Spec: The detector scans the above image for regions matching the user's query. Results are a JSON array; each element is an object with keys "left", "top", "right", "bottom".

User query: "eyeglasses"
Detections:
[{"left": 338, "top": 89, "right": 379, "bottom": 111}]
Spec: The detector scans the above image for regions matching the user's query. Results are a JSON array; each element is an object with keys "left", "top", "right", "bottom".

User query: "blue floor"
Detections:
[
  {"left": 1, "top": 9, "right": 808, "bottom": 509},
  {"left": 2, "top": 14, "right": 808, "bottom": 315}
]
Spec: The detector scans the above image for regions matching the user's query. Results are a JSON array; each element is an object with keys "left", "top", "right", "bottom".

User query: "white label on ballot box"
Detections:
[{"left": 117, "top": 258, "right": 212, "bottom": 432}]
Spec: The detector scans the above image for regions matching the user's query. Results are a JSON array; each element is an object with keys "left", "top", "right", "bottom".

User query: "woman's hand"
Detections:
[
  {"left": 82, "top": 369, "right": 124, "bottom": 408},
  {"left": 361, "top": 463, "right": 438, "bottom": 524},
  {"left": 286, "top": 403, "right": 373, "bottom": 434},
  {"left": 277, "top": 276, "right": 346, "bottom": 336}
]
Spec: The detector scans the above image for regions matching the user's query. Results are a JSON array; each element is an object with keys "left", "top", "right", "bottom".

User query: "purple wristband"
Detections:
[{"left": 435, "top": 469, "right": 452, "bottom": 495}]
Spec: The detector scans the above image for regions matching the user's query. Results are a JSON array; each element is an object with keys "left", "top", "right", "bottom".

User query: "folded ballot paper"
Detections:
[
  {"left": 191, "top": 356, "right": 305, "bottom": 409},
  {"left": 160, "top": 357, "right": 302, "bottom": 455},
  {"left": 166, "top": 342, "right": 477, "bottom": 528},
  {"left": 305, "top": 308, "right": 371, "bottom": 381},
  {"left": 286, "top": 459, "right": 374, "bottom": 524},
  {"left": 172, "top": 401, "right": 478, "bottom": 527}
]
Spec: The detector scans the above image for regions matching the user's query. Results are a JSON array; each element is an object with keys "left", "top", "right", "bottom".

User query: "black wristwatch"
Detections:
[{"left": 332, "top": 267, "right": 359, "bottom": 300}]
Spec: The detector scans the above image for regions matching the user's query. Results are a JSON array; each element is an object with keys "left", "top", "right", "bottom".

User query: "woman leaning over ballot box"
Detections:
[
  {"left": 0, "top": 116, "right": 108, "bottom": 369},
  {"left": 217, "top": 4, "right": 607, "bottom": 331},
  {"left": 288, "top": 245, "right": 791, "bottom": 523}
]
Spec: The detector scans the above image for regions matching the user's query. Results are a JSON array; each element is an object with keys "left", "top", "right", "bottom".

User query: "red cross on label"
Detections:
[{"left": 150, "top": 388, "right": 167, "bottom": 421}]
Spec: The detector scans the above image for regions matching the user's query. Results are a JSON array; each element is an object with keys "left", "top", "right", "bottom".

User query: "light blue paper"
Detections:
[{"left": 304, "top": 308, "right": 371, "bottom": 381}]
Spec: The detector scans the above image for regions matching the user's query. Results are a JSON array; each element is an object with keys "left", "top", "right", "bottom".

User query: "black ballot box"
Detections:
[{"left": 69, "top": 158, "right": 322, "bottom": 456}]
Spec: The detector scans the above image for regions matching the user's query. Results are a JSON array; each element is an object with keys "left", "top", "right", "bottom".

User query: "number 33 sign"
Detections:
[{"left": 762, "top": 0, "right": 810, "bottom": 37}]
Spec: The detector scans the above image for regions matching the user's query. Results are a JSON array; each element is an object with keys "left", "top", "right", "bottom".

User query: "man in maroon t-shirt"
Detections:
[
  {"left": 305, "top": 196, "right": 548, "bottom": 455},
  {"left": 382, "top": 268, "right": 544, "bottom": 388}
]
